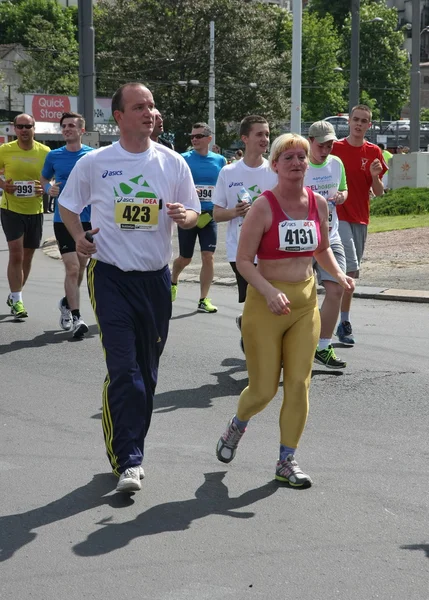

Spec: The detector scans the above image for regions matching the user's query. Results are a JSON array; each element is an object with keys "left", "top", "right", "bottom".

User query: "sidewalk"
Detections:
[{"left": 42, "top": 236, "right": 429, "bottom": 304}]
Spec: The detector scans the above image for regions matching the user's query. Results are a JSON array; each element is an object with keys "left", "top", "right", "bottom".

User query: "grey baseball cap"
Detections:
[{"left": 308, "top": 120, "right": 337, "bottom": 143}]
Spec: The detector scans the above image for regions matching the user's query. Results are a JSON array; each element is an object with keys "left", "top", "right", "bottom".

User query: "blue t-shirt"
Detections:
[
  {"left": 181, "top": 150, "right": 226, "bottom": 211},
  {"left": 42, "top": 145, "right": 93, "bottom": 223}
]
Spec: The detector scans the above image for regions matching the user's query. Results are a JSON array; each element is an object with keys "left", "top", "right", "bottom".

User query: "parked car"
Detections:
[
  {"left": 324, "top": 115, "right": 349, "bottom": 138},
  {"left": 386, "top": 119, "right": 410, "bottom": 132}
]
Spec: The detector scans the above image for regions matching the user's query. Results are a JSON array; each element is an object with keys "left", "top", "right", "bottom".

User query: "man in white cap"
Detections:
[{"left": 305, "top": 120, "right": 348, "bottom": 369}]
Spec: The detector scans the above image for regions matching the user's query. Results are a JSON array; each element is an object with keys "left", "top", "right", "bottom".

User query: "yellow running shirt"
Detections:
[{"left": 0, "top": 140, "right": 50, "bottom": 214}]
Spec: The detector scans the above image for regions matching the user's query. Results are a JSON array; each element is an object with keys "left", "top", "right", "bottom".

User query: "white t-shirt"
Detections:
[
  {"left": 59, "top": 141, "right": 200, "bottom": 271},
  {"left": 304, "top": 154, "right": 347, "bottom": 245},
  {"left": 212, "top": 158, "right": 277, "bottom": 261}
]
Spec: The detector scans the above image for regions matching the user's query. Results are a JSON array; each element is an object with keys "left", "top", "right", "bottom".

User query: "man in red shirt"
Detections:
[{"left": 331, "top": 104, "right": 387, "bottom": 345}]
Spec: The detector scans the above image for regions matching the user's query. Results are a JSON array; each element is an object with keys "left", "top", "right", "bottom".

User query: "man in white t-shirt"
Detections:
[
  {"left": 305, "top": 120, "right": 348, "bottom": 369},
  {"left": 59, "top": 83, "right": 200, "bottom": 494},
  {"left": 213, "top": 115, "right": 277, "bottom": 351}
]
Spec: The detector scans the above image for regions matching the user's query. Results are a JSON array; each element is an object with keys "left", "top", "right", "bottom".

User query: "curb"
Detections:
[{"left": 42, "top": 237, "right": 429, "bottom": 304}]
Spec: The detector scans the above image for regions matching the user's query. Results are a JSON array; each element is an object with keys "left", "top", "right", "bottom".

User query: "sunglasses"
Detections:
[
  {"left": 190, "top": 134, "right": 208, "bottom": 140},
  {"left": 15, "top": 124, "right": 34, "bottom": 130}
]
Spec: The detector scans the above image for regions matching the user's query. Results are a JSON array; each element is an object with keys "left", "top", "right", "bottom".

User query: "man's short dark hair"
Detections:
[
  {"left": 239, "top": 115, "right": 268, "bottom": 137},
  {"left": 13, "top": 113, "right": 35, "bottom": 127},
  {"left": 377, "top": 142, "right": 385, "bottom": 150},
  {"left": 60, "top": 111, "right": 85, "bottom": 128},
  {"left": 191, "top": 122, "right": 212, "bottom": 135},
  {"left": 111, "top": 82, "right": 148, "bottom": 124}
]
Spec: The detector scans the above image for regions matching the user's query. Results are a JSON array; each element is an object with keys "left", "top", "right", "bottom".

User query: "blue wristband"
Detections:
[{"left": 44, "top": 183, "right": 52, "bottom": 194}]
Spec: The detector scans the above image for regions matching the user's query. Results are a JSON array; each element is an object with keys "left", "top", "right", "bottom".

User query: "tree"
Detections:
[
  {"left": 0, "top": 0, "right": 78, "bottom": 95},
  {"left": 308, "top": 0, "right": 351, "bottom": 30},
  {"left": 340, "top": 2, "right": 410, "bottom": 119},
  {"left": 94, "top": 0, "right": 291, "bottom": 150},
  {"left": 301, "top": 11, "right": 347, "bottom": 120}
]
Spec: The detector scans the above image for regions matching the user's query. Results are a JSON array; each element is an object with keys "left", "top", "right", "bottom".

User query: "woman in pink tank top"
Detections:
[{"left": 216, "top": 133, "right": 355, "bottom": 487}]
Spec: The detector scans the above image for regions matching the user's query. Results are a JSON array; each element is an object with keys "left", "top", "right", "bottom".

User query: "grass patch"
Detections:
[{"left": 369, "top": 214, "right": 429, "bottom": 233}]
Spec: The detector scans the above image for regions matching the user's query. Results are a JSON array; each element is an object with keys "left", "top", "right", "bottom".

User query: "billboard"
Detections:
[{"left": 24, "top": 95, "right": 114, "bottom": 124}]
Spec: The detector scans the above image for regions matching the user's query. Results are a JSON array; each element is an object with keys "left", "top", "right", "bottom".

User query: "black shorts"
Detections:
[
  {"left": 1, "top": 208, "right": 43, "bottom": 249},
  {"left": 178, "top": 212, "right": 217, "bottom": 259},
  {"left": 54, "top": 221, "right": 92, "bottom": 255},
  {"left": 230, "top": 262, "right": 258, "bottom": 303}
]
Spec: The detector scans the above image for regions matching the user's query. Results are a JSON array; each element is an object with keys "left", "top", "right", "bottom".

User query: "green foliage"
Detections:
[
  {"left": 370, "top": 188, "right": 429, "bottom": 216},
  {"left": 301, "top": 11, "right": 347, "bottom": 120},
  {"left": 340, "top": 2, "right": 410, "bottom": 119},
  {"left": 421, "top": 108, "right": 429, "bottom": 122},
  {"left": 0, "top": 0, "right": 78, "bottom": 95},
  {"left": 307, "top": 0, "right": 350, "bottom": 30},
  {"left": 95, "top": 0, "right": 291, "bottom": 151}
]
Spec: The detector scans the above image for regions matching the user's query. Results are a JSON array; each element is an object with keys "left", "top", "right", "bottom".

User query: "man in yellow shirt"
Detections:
[{"left": 0, "top": 114, "right": 50, "bottom": 318}]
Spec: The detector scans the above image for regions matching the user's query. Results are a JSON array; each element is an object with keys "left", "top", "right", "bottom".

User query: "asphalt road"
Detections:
[{"left": 1, "top": 222, "right": 429, "bottom": 600}]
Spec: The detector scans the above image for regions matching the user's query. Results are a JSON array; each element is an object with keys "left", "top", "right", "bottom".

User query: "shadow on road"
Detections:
[
  {"left": 401, "top": 543, "right": 429, "bottom": 558},
  {"left": 73, "top": 471, "right": 278, "bottom": 557},
  {"left": 0, "top": 473, "right": 132, "bottom": 562},
  {"left": 170, "top": 310, "right": 198, "bottom": 320},
  {"left": 0, "top": 325, "right": 99, "bottom": 355},
  {"left": 153, "top": 357, "right": 248, "bottom": 413}
]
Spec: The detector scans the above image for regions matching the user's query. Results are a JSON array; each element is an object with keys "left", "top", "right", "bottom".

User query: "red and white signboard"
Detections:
[
  {"left": 25, "top": 94, "right": 78, "bottom": 122},
  {"left": 24, "top": 95, "right": 113, "bottom": 124}
]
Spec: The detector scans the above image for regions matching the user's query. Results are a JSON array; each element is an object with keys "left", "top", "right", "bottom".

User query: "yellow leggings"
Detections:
[{"left": 237, "top": 276, "right": 320, "bottom": 448}]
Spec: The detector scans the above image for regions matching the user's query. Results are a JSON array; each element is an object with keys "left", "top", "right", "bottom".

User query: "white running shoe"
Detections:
[
  {"left": 72, "top": 316, "right": 89, "bottom": 338},
  {"left": 139, "top": 466, "right": 145, "bottom": 479},
  {"left": 58, "top": 299, "right": 72, "bottom": 331},
  {"left": 116, "top": 467, "right": 142, "bottom": 493}
]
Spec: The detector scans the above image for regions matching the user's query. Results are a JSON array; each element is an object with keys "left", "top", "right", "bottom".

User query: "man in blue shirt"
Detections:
[
  {"left": 40, "top": 111, "right": 93, "bottom": 338},
  {"left": 171, "top": 122, "right": 226, "bottom": 313}
]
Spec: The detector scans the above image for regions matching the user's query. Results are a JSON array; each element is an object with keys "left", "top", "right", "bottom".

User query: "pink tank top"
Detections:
[{"left": 257, "top": 188, "right": 321, "bottom": 260}]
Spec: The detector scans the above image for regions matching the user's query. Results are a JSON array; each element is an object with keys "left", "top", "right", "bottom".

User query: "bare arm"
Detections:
[
  {"left": 213, "top": 203, "right": 250, "bottom": 223},
  {"left": 370, "top": 158, "right": 384, "bottom": 197},
  {"left": 166, "top": 203, "right": 198, "bottom": 229}
]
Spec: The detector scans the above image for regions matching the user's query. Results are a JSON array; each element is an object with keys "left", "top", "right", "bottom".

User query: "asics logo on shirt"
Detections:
[
  {"left": 102, "top": 170, "right": 123, "bottom": 178},
  {"left": 228, "top": 181, "right": 244, "bottom": 188}
]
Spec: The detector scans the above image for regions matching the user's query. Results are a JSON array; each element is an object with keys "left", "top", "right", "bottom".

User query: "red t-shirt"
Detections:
[{"left": 331, "top": 138, "right": 387, "bottom": 225}]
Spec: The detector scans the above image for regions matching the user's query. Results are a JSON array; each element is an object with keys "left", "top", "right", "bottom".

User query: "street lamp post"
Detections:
[
  {"left": 290, "top": 0, "right": 302, "bottom": 133},
  {"left": 410, "top": 0, "right": 425, "bottom": 152},
  {"left": 208, "top": 21, "right": 216, "bottom": 147}
]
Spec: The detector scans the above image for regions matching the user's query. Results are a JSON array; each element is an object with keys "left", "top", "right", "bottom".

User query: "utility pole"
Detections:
[
  {"left": 208, "top": 21, "right": 216, "bottom": 147},
  {"left": 78, "top": 0, "right": 95, "bottom": 131},
  {"left": 290, "top": 0, "right": 302, "bottom": 134},
  {"left": 410, "top": 0, "right": 421, "bottom": 152}
]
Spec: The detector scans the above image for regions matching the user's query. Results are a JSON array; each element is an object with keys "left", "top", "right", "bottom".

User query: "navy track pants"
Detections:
[{"left": 87, "top": 259, "right": 171, "bottom": 475}]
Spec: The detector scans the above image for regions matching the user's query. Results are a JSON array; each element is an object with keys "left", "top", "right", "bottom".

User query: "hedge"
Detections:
[{"left": 370, "top": 187, "right": 429, "bottom": 216}]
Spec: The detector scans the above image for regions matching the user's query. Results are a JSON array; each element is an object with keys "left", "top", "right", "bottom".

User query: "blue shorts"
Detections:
[{"left": 178, "top": 212, "right": 217, "bottom": 258}]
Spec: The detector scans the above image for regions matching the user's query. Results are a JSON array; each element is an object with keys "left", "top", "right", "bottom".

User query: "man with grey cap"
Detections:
[{"left": 305, "top": 120, "right": 349, "bottom": 369}]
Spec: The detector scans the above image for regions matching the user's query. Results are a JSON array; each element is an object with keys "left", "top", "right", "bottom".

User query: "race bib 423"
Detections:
[{"left": 114, "top": 196, "right": 159, "bottom": 231}]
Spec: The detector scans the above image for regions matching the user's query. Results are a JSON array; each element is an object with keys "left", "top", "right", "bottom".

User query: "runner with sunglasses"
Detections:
[
  {"left": 0, "top": 113, "right": 50, "bottom": 319},
  {"left": 41, "top": 111, "right": 93, "bottom": 338},
  {"left": 171, "top": 122, "right": 226, "bottom": 312}
]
